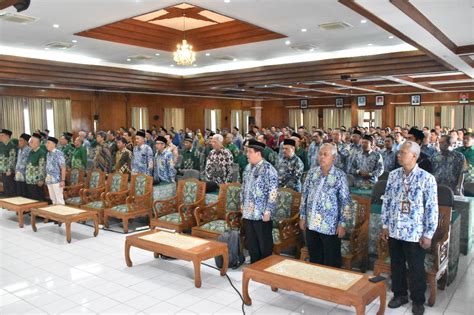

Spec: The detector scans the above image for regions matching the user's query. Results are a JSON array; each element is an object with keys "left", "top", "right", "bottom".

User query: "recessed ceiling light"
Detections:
[
  {"left": 155, "top": 53, "right": 160, "bottom": 56},
  {"left": 309, "top": 48, "right": 315, "bottom": 52},
  {"left": 331, "top": 83, "right": 336, "bottom": 85},
  {"left": 126, "top": 58, "right": 131, "bottom": 62},
  {"left": 241, "top": 89, "right": 245, "bottom": 91},
  {"left": 360, "top": 20, "right": 367, "bottom": 24},
  {"left": 71, "top": 40, "right": 77, "bottom": 43},
  {"left": 53, "top": 24, "right": 59, "bottom": 28},
  {"left": 368, "top": 43, "right": 373, "bottom": 46},
  {"left": 193, "top": 64, "right": 197, "bottom": 67},
  {"left": 205, "top": 53, "right": 210, "bottom": 56},
  {"left": 44, "top": 47, "right": 49, "bottom": 50},
  {"left": 288, "top": 85, "right": 293, "bottom": 88},
  {"left": 264, "top": 85, "right": 268, "bottom": 88},
  {"left": 301, "top": 28, "right": 307, "bottom": 32},
  {"left": 233, "top": 58, "right": 238, "bottom": 62},
  {"left": 285, "top": 40, "right": 291, "bottom": 45},
  {"left": 170, "top": 64, "right": 175, "bottom": 67},
  {"left": 224, "top": 0, "right": 230, "bottom": 3},
  {"left": 388, "top": 35, "right": 394, "bottom": 39}
]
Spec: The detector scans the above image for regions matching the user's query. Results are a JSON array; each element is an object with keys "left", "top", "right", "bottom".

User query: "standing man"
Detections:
[
  {"left": 381, "top": 141, "right": 438, "bottom": 315},
  {"left": 93, "top": 131, "right": 112, "bottom": 173},
  {"left": 114, "top": 137, "right": 132, "bottom": 175},
  {"left": 456, "top": 132, "right": 474, "bottom": 183},
  {"left": 45, "top": 137, "right": 66, "bottom": 205},
  {"left": 350, "top": 135, "right": 384, "bottom": 189},
  {"left": 381, "top": 135, "right": 397, "bottom": 173},
  {"left": 153, "top": 136, "right": 176, "bottom": 184},
  {"left": 0, "top": 129, "right": 18, "bottom": 196},
  {"left": 331, "top": 129, "right": 350, "bottom": 172},
  {"left": 308, "top": 131, "right": 323, "bottom": 169},
  {"left": 224, "top": 132, "right": 240, "bottom": 161},
  {"left": 58, "top": 132, "right": 74, "bottom": 169},
  {"left": 25, "top": 133, "right": 47, "bottom": 201},
  {"left": 14, "top": 133, "right": 31, "bottom": 197},
  {"left": 204, "top": 134, "right": 234, "bottom": 192},
  {"left": 241, "top": 139, "right": 278, "bottom": 263},
  {"left": 256, "top": 134, "right": 278, "bottom": 167},
  {"left": 277, "top": 139, "right": 304, "bottom": 192},
  {"left": 179, "top": 136, "right": 200, "bottom": 171},
  {"left": 71, "top": 137, "right": 87, "bottom": 170},
  {"left": 132, "top": 130, "right": 154, "bottom": 175},
  {"left": 431, "top": 135, "right": 465, "bottom": 193}
]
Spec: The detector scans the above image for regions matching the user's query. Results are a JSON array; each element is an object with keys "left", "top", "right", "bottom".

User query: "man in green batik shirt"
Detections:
[
  {"left": 0, "top": 129, "right": 19, "bottom": 196},
  {"left": 224, "top": 132, "right": 240, "bottom": 162},
  {"left": 456, "top": 132, "right": 474, "bottom": 183},
  {"left": 256, "top": 134, "right": 278, "bottom": 167},
  {"left": 58, "top": 132, "right": 74, "bottom": 169},
  {"left": 26, "top": 133, "right": 47, "bottom": 201},
  {"left": 292, "top": 133, "right": 309, "bottom": 172},
  {"left": 179, "top": 136, "right": 200, "bottom": 171},
  {"left": 71, "top": 137, "right": 88, "bottom": 170}
]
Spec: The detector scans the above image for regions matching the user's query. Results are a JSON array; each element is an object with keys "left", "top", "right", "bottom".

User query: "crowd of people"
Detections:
[{"left": 0, "top": 122, "right": 473, "bottom": 315}]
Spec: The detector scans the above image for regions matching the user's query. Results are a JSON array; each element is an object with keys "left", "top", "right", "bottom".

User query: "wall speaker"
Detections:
[
  {"left": 153, "top": 115, "right": 160, "bottom": 121},
  {"left": 248, "top": 116, "right": 255, "bottom": 125},
  {"left": 93, "top": 114, "right": 99, "bottom": 120}
]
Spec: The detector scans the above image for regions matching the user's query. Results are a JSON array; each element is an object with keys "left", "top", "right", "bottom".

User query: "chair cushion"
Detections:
[
  {"left": 111, "top": 204, "right": 129, "bottom": 213},
  {"left": 134, "top": 175, "right": 147, "bottom": 196},
  {"left": 343, "top": 199, "right": 359, "bottom": 239},
  {"left": 272, "top": 190, "right": 293, "bottom": 228},
  {"left": 153, "top": 183, "right": 176, "bottom": 201},
  {"left": 183, "top": 181, "right": 199, "bottom": 204},
  {"left": 272, "top": 228, "right": 281, "bottom": 244},
  {"left": 70, "top": 169, "right": 80, "bottom": 185},
  {"left": 225, "top": 186, "right": 241, "bottom": 212},
  {"left": 110, "top": 174, "right": 123, "bottom": 193},
  {"left": 205, "top": 193, "right": 219, "bottom": 205},
  {"left": 159, "top": 213, "right": 181, "bottom": 223},
  {"left": 341, "top": 239, "right": 351, "bottom": 256},
  {"left": 65, "top": 197, "right": 82, "bottom": 205},
  {"left": 200, "top": 220, "right": 229, "bottom": 233},
  {"left": 89, "top": 172, "right": 100, "bottom": 188},
  {"left": 85, "top": 200, "right": 104, "bottom": 209}
]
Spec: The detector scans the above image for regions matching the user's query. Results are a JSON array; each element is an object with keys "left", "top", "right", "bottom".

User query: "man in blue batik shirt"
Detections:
[
  {"left": 381, "top": 141, "right": 438, "bottom": 315},
  {"left": 299, "top": 143, "right": 352, "bottom": 268},
  {"left": 132, "top": 130, "right": 154, "bottom": 175},
  {"left": 14, "top": 133, "right": 31, "bottom": 197},
  {"left": 45, "top": 137, "right": 66, "bottom": 205},
  {"left": 241, "top": 139, "right": 278, "bottom": 263},
  {"left": 350, "top": 134, "right": 384, "bottom": 188},
  {"left": 153, "top": 135, "right": 176, "bottom": 184}
]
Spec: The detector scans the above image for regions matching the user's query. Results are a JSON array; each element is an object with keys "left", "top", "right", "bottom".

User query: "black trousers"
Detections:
[
  {"left": 388, "top": 237, "right": 426, "bottom": 305},
  {"left": 306, "top": 229, "right": 342, "bottom": 268},
  {"left": 2, "top": 173, "right": 15, "bottom": 196},
  {"left": 243, "top": 219, "right": 273, "bottom": 264},
  {"left": 205, "top": 181, "right": 219, "bottom": 193},
  {"left": 15, "top": 180, "right": 28, "bottom": 197},
  {"left": 26, "top": 184, "right": 45, "bottom": 201}
]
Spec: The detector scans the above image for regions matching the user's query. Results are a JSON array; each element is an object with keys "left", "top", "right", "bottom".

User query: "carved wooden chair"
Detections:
[
  {"left": 65, "top": 169, "right": 105, "bottom": 207},
  {"left": 373, "top": 205, "right": 452, "bottom": 306},
  {"left": 150, "top": 178, "right": 206, "bottom": 233},
  {"left": 192, "top": 183, "right": 242, "bottom": 239},
  {"left": 103, "top": 173, "right": 153, "bottom": 233},
  {"left": 63, "top": 168, "right": 85, "bottom": 205},
  {"left": 80, "top": 172, "right": 129, "bottom": 224}
]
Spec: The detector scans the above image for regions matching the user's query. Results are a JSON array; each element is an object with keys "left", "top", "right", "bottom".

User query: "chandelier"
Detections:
[{"left": 173, "top": 14, "right": 196, "bottom": 66}]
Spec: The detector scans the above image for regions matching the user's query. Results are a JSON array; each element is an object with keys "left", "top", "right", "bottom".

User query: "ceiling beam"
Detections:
[
  {"left": 318, "top": 80, "right": 389, "bottom": 94},
  {"left": 457, "top": 45, "right": 474, "bottom": 55},
  {"left": 381, "top": 75, "right": 442, "bottom": 92}
]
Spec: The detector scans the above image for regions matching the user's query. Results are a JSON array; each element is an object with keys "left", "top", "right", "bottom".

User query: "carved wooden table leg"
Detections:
[
  {"left": 18, "top": 210, "right": 25, "bottom": 228},
  {"left": 93, "top": 215, "right": 99, "bottom": 237},
  {"left": 355, "top": 304, "right": 365, "bottom": 315},
  {"left": 125, "top": 240, "right": 133, "bottom": 267},
  {"left": 271, "top": 286, "right": 278, "bottom": 292},
  {"left": 31, "top": 213, "right": 37, "bottom": 232},
  {"left": 192, "top": 259, "right": 202, "bottom": 288},
  {"left": 220, "top": 250, "right": 229, "bottom": 276},
  {"left": 377, "top": 284, "right": 386, "bottom": 315},
  {"left": 66, "top": 221, "right": 72, "bottom": 243},
  {"left": 242, "top": 272, "right": 252, "bottom": 306}
]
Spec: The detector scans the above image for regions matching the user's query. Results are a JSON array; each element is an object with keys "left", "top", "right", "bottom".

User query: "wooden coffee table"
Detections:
[
  {"left": 31, "top": 205, "right": 99, "bottom": 243},
  {"left": 242, "top": 255, "right": 386, "bottom": 315},
  {"left": 0, "top": 197, "right": 48, "bottom": 228},
  {"left": 125, "top": 230, "right": 229, "bottom": 288}
]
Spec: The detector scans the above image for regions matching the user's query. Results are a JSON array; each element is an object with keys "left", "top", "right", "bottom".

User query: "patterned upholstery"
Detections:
[
  {"left": 341, "top": 239, "right": 351, "bottom": 256},
  {"left": 85, "top": 200, "right": 104, "bottom": 209},
  {"left": 65, "top": 197, "right": 82, "bottom": 205},
  {"left": 153, "top": 183, "right": 176, "bottom": 201},
  {"left": 110, "top": 174, "right": 122, "bottom": 192},
  {"left": 200, "top": 220, "right": 229, "bottom": 233},
  {"left": 205, "top": 193, "right": 219, "bottom": 205},
  {"left": 134, "top": 175, "right": 147, "bottom": 196},
  {"left": 70, "top": 169, "right": 80, "bottom": 185},
  {"left": 225, "top": 186, "right": 241, "bottom": 212},
  {"left": 90, "top": 172, "right": 100, "bottom": 188},
  {"left": 272, "top": 228, "right": 281, "bottom": 244},
  {"left": 383, "top": 253, "right": 435, "bottom": 272},
  {"left": 272, "top": 190, "right": 293, "bottom": 228},
  {"left": 111, "top": 204, "right": 129, "bottom": 213},
  {"left": 159, "top": 213, "right": 181, "bottom": 223},
  {"left": 343, "top": 199, "right": 359, "bottom": 239},
  {"left": 183, "top": 181, "right": 198, "bottom": 204}
]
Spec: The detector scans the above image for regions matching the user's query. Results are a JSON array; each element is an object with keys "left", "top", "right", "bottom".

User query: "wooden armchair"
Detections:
[
  {"left": 65, "top": 170, "right": 105, "bottom": 207},
  {"left": 373, "top": 206, "right": 452, "bottom": 306},
  {"left": 80, "top": 172, "right": 129, "bottom": 224},
  {"left": 103, "top": 173, "right": 153, "bottom": 233},
  {"left": 63, "top": 168, "right": 85, "bottom": 204},
  {"left": 150, "top": 178, "right": 206, "bottom": 233},
  {"left": 192, "top": 183, "right": 242, "bottom": 239}
]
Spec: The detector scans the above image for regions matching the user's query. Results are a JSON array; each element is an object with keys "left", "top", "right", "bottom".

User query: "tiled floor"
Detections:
[{"left": 1, "top": 210, "right": 472, "bottom": 314}]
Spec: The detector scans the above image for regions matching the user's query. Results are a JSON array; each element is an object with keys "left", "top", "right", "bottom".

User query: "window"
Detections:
[
  {"left": 363, "top": 110, "right": 375, "bottom": 128},
  {"left": 131, "top": 107, "right": 149, "bottom": 130},
  {"left": 46, "top": 103, "right": 55, "bottom": 136},
  {"left": 210, "top": 110, "right": 217, "bottom": 132},
  {"left": 23, "top": 106, "right": 30, "bottom": 135}
]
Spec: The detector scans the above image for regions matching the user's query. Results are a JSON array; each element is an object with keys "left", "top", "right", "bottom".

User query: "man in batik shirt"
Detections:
[
  {"left": 179, "top": 136, "right": 200, "bottom": 171},
  {"left": 58, "top": 132, "right": 74, "bottom": 168},
  {"left": 299, "top": 143, "right": 352, "bottom": 267},
  {"left": 308, "top": 130, "right": 323, "bottom": 169},
  {"left": 114, "top": 137, "right": 132, "bottom": 175},
  {"left": 71, "top": 137, "right": 87, "bottom": 170},
  {"left": 224, "top": 132, "right": 240, "bottom": 162},
  {"left": 381, "top": 135, "right": 397, "bottom": 173},
  {"left": 204, "top": 134, "right": 234, "bottom": 192},
  {"left": 153, "top": 136, "right": 176, "bottom": 184},
  {"left": 431, "top": 135, "right": 466, "bottom": 194},
  {"left": 93, "top": 131, "right": 112, "bottom": 173},
  {"left": 256, "top": 134, "right": 278, "bottom": 167},
  {"left": 347, "top": 129, "right": 363, "bottom": 173},
  {"left": 277, "top": 139, "right": 304, "bottom": 192},
  {"left": 241, "top": 139, "right": 278, "bottom": 263},
  {"left": 331, "top": 129, "right": 350, "bottom": 172},
  {"left": 45, "top": 137, "right": 66, "bottom": 205},
  {"left": 292, "top": 133, "right": 309, "bottom": 171},
  {"left": 132, "top": 130, "right": 154, "bottom": 176},
  {"left": 0, "top": 129, "right": 18, "bottom": 196},
  {"left": 350, "top": 135, "right": 384, "bottom": 188},
  {"left": 382, "top": 141, "right": 438, "bottom": 315},
  {"left": 26, "top": 133, "right": 46, "bottom": 201},
  {"left": 456, "top": 132, "right": 474, "bottom": 183},
  {"left": 14, "top": 133, "right": 31, "bottom": 197}
]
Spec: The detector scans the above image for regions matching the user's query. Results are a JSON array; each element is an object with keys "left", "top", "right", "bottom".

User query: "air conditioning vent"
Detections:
[
  {"left": 0, "top": 12, "right": 38, "bottom": 24},
  {"left": 127, "top": 55, "right": 153, "bottom": 61},
  {"left": 319, "top": 21, "right": 352, "bottom": 30},
  {"left": 45, "top": 42, "right": 75, "bottom": 50},
  {"left": 290, "top": 44, "right": 318, "bottom": 52},
  {"left": 213, "top": 55, "right": 235, "bottom": 61}
]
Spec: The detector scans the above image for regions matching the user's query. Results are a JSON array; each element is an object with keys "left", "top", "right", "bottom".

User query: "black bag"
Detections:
[{"left": 215, "top": 230, "right": 245, "bottom": 269}]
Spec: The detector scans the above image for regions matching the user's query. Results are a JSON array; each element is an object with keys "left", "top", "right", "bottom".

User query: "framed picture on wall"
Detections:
[
  {"left": 375, "top": 95, "right": 384, "bottom": 106},
  {"left": 357, "top": 96, "right": 366, "bottom": 107},
  {"left": 459, "top": 92, "right": 470, "bottom": 104},
  {"left": 335, "top": 97, "right": 344, "bottom": 108},
  {"left": 411, "top": 94, "right": 421, "bottom": 106},
  {"left": 300, "top": 99, "right": 308, "bottom": 109}
]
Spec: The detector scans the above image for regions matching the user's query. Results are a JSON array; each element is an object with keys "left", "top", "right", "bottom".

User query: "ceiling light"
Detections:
[
  {"left": 301, "top": 28, "right": 307, "bottom": 32},
  {"left": 205, "top": 53, "right": 210, "bottom": 56},
  {"left": 155, "top": 53, "right": 160, "bottom": 56},
  {"left": 233, "top": 58, "right": 238, "bottom": 62},
  {"left": 368, "top": 43, "right": 373, "bottom": 46},
  {"left": 309, "top": 48, "right": 315, "bottom": 52},
  {"left": 193, "top": 64, "right": 197, "bottom": 67},
  {"left": 44, "top": 47, "right": 49, "bottom": 50},
  {"left": 388, "top": 35, "right": 394, "bottom": 39},
  {"left": 53, "top": 24, "right": 59, "bottom": 28},
  {"left": 285, "top": 40, "right": 291, "bottom": 45},
  {"left": 170, "top": 64, "right": 175, "bottom": 67},
  {"left": 264, "top": 85, "right": 268, "bottom": 88},
  {"left": 71, "top": 40, "right": 77, "bottom": 43},
  {"left": 360, "top": 20, "right": 367, "bottom": 24},
  {"left": 241, "top": 89, "right": 245, "bottom": 91},
  {"left": 173, "top": 13, "right": 196, "bottom": 66},
  {"left": 224, "top": 0, "right": 230, "bottom": 3},
  {"left": 288, "top": 85, "right": 293, "bottom": 88},
  {"left": 126, "top": 58, "right": 131, "bottom": 62}
]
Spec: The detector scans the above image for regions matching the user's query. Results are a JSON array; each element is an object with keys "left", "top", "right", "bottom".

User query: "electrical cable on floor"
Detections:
[{"left": 201, "top": 262, "right": 246, "bottom": 315}]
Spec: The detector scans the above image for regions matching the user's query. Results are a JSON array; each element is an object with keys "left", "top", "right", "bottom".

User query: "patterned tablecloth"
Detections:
[
  {"left": 1, "top": 197, "right": 40, "bottom": 205},
  {"left": 139, "top": 231, "right": 209, "bottom": 249},
  {"left": 453, "top": 196, "right": 474, "bottom": 255}
]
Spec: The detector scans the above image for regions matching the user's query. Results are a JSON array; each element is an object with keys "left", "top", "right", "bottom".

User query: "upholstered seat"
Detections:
[
  {"left": 63, "top": 168, "right": 85, "bottom": 206},
  {"left": 65, "top": 170, "right": 105, "bottom": 207},
  {"left": 65, "top": 196, "right": 82, "bottom": 206}
]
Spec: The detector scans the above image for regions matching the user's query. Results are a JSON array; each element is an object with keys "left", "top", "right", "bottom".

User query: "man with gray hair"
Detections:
[
  {"left": 299, "top": 143, "right": 352, "bottom": 267},
  {"left": 381, "top": 141, "right": 438, "bottom": 315},
  {"left": 204, "top": 134, "right": 234, "bottom": 192}
]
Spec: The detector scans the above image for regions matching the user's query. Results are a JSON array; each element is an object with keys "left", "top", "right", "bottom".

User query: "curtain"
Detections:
[
  {"left": 163, "top": 108, "right": 185, "bottom": 130},
  {"left": 395, "top": 106, "right": 415, "bottom": 127},
  {"left": 204, "top": 109, "right": 211, "bottom": 130},
  {"left": 52, "top": 99, "right": 72, "bottom": 136},
  {"left": 215, "top": 109, "right": 222, "bottom": 130},
  {"left": 28, "top": 97, "right": 47, "bottom": 132},
  {"left": 141, "top": 107, "right": 149, "bottom": 130},
  {"left": 131, "top": 107, "right": 141, "bottom": 129},
  {"left": 454, "top": 105, "right": 464, "bottom": 129},
  {"left": 339, "top": 108, "right": 351, "bottom": 129},
  {"left": 0, "top": 96, "right": 25, "bottom": 138},
  {"left": 288, "top": 109, "right": 301, "bottom": 130},
  {"left": 441, "top": 105, "right": 464, "bottom": 129},
  {"left": 242, "top": 110, "right": 251, "bottom": 134},
  {"left": 323, "top": 108, "right": 339, "bottom": 129},
  {"left": 374, "top": 110, "right": 382, "bottom": 128},
  {"left": 414, "top": 106, "right": 434, "bottom": 129},
  {"left": 231, "top": 110, "right": 242, "bottom": 130},
  {"left": 357, "top": 110, "right": 365, "bottom": 127},
  {"left": 303, "top": 109, "right": 318, "bottom": 128},
  {"left": 465, "top": 105, "right": 474, "bottom": 128}
]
